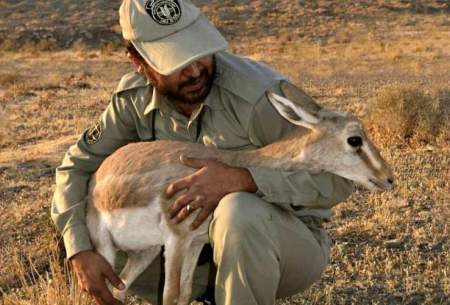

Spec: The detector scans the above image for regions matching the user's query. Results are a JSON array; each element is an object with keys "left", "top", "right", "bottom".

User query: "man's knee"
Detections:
[
  {"left": 212, "top": 192, "right": 271, "bottom": 231},
  {"left": 209, "top": 192, "right": 280, "bottom": 288},
  {"left": 209, "top": 192, "right": 274, "bottom": 249}
]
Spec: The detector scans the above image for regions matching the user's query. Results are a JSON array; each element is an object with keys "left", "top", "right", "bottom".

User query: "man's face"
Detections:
[{"left": 142, "top": 55, "right": 215, "bottom": 105}]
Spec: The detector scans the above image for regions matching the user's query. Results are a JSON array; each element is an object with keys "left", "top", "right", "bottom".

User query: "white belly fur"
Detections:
[{"left": 100, "top": 197, "right": 170, "bottom": 251}]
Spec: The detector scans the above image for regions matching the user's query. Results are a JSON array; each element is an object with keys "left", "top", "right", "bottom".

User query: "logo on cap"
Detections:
[{"left": 145, "top": 0, "right": 182, "bottom": 25}]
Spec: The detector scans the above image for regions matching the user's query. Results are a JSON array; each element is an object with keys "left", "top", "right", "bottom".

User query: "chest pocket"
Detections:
[{"left": 200, "top": 109, "right": 257, "bottom": 150}]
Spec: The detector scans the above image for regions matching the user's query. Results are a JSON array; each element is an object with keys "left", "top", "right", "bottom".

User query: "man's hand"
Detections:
[
  {"left": 164, "top": 155, "right": 257, "bottom": 230},
  {"left": 71, "top": 250, "right": 125, "bottom": 305}
]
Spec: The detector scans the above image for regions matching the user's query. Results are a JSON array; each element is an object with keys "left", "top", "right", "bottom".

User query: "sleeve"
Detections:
[
  {"left": 51, "top": 93, "right": 139, "bottom": 258},
  {"left": 247, "top": 82, "right": 354, "bottom": 213}
]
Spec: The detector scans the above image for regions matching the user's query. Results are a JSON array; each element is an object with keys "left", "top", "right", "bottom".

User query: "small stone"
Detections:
[{"left": 384, "top": 239, "right": 403, "bottom": 248}]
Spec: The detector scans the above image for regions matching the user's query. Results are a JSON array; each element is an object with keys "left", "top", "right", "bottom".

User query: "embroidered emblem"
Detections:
[
  {"left": 85, "top": 120, "right": 103, "bottom": 145},
  {"left": 145, "top": 0, "right": 182, "bottom": 25}
]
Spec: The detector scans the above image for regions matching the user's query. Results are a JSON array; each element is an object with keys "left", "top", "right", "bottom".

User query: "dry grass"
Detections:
[
  {"left": 0, "top": 240, "right": 152, "bottom": 305},
  {"left": 0, "top": 108, "right": 10, "bottom": 146},
  {"left": 0, "top": 240, "right": 92, "bottom": 305},
  {"left": 1, "top": 1, "right": 449, "bottom": 305}
]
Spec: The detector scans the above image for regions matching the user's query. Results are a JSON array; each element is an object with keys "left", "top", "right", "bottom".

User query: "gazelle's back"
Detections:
[{"left": 88, "top": 141, "right": 216, "bottom": 213}]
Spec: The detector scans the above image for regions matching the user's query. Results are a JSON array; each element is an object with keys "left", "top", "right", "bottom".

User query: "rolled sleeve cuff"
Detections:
[
  {"left": 247, "top": 167, "right": 324, "bottom": 206},
  {"left": 62, "top": 224, "right": 94, "bottom": 259},
  {"left": 247, "top": 167, "right": 275, "bottom": 198}
]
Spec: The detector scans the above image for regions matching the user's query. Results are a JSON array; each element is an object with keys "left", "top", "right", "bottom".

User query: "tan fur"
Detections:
[
  {"left": 89, "top": 141, "right": 212, "bottom": 212},
  {"left": 88, "top": 129, "right": 318, "bottom": 212}
]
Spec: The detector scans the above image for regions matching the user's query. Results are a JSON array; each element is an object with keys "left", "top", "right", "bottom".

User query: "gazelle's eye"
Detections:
[{"left": 347, "top": 136, "right": 363, "bottom": 148}]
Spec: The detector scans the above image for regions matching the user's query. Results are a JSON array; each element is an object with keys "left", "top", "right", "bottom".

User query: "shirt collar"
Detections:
[{"left": 144, "top": 87, "right": 164, "bottom": 116}]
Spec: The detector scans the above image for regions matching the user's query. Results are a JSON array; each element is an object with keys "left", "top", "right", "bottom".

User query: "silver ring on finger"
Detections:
[{"left": 186, "top": 203, "right": 192, "bottom": 212}]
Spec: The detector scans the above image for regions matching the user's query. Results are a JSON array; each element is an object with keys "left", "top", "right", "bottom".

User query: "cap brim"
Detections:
[{"left": 132, "top": 15, "right": 228, "bottom": 75}]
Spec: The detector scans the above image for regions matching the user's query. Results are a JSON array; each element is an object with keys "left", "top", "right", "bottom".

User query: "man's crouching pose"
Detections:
[{"left": 51, "top": 1, "right": 353, "bottom": 304}]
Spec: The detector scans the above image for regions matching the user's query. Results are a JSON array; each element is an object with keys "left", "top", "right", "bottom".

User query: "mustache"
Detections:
[{"left": 179, "top": 69, "right": 208, "bottom": 88}]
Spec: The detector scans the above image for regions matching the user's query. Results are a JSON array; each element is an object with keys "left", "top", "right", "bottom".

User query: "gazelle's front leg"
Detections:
[
  {"left": 114, "top": 247, "right": 161, "bottom": 303},
  {"left": 177, "top": 241, "right": 205, "bottom": 305},
  {"left": 163, "top": 236, "right": 185, "bottom": 305}
]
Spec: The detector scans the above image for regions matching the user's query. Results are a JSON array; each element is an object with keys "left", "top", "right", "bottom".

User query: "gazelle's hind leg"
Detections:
[
  {"left": 90, "top": 224, "right": 118, "bottom": 297},
  {"left": 87, "top": 209, "right": 118, "bottom": 295},
  {"left": 163, "top": 237, "right": 185, "bottom": 305},
  {"left": 114, "top": 246, "right": 161, "bottom": 303},
  {"left": 177, "top": 241, "right": 205, "bottom": 305},
  {"left": 96, "top": 236, "right": 116, "bottom": 272}
]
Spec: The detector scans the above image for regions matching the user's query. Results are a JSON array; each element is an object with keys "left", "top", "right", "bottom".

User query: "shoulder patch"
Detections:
[
  {"left": 85, "top": 120, "right": 103, "bottom": 145},
  {"left": 115, "top": 72, "right": 149, "bottom": 94},
  {"left": 215, "top": 52, "right": 286, "bottom": 105}
]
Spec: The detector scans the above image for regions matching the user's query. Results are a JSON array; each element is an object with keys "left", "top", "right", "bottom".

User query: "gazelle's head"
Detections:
[{"left": 267, "top": 81, "right": 394, "bottom": 191}]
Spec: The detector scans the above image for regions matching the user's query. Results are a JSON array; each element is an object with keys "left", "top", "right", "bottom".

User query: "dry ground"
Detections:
[{"left": 0, "top": 1, "right": 449, "bottom": 305}]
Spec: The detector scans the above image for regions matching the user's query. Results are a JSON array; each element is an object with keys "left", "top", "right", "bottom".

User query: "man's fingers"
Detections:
[
  {"left": 93, "top": 293, "right": 123, "bottom": 305},
  {"left": 103, "top": 265, "right": 125, "bottom": 291},
  {"left": 171, "top": 195, "right": 204, "bottom": 224},
  {"left": 169, "top": 193, "right": 195, "bottom": 218},
  {"left": 91, "top": 279, "right": 123, "bottom": 305},
  {"left": 180, "top": 155, "right": 208, "bottom": 169},
  {"left": 93, "top": 295, "right": 107, "bottom": 305},
  {"left": 190, "top": 206, "right": 212, "bottom": 231},
  {"left": 98, "top": 289, "right": 124, "bottom": 305},
  {"left": 164, "top": 178, "right": 191, "bottom": 199}
]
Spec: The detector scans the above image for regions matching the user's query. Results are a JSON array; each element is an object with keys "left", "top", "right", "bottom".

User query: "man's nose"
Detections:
[{"left": 183, "top": 61, "right": 202, "bottom": 78}]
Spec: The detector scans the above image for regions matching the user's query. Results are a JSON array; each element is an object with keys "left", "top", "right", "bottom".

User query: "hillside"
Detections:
[{"left": 0, "top": 0, "right": 448, "bottom": 49}]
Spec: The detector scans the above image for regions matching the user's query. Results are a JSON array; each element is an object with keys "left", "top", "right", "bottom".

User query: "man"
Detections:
[{"left": 51, "top": 1, "right": 353, "bottom": 305}]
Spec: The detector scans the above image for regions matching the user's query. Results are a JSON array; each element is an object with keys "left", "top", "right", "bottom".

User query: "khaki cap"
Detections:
[{"left": 119, "top": 0, "right": 228, "bottom": 75}]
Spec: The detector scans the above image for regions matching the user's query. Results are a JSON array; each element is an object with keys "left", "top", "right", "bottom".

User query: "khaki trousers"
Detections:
[{"left": 117, "top": 192, "right": 331, "bottom": 305}]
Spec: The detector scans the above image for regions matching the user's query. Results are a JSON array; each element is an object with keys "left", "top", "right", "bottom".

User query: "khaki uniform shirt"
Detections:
[{"left": 51, "top": 51, "right": 353, "bottom": 259}]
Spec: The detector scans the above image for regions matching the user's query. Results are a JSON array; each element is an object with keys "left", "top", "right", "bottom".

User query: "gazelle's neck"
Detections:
[{"left": 213, "top": 130, "right": 321, "bottom": 171}]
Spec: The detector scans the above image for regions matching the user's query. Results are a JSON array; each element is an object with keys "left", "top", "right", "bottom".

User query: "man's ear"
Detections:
[{"left": 127, "top": 52, "right": 145, "bottom": 74}]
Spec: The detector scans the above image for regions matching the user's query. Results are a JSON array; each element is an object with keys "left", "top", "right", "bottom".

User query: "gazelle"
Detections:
[{"left": 86, "top": 81, "right": 394, "bottom": 305}]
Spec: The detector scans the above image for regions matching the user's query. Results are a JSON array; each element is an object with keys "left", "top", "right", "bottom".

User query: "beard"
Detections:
[{"left": 154, "top": 59, "right": 216, "bottom": 105}]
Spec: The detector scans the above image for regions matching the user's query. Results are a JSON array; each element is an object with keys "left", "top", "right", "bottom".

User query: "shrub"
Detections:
[
  {"left": 365, "top": 85, "right": 448, "bottom": 148},
  {"left": 436, "top": 90, "right": 450, "bottom": 146}
]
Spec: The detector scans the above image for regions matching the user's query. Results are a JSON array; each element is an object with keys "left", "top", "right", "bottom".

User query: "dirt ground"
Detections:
[{"left": 0, "top": 1, "right": 449, "bottom": 305}]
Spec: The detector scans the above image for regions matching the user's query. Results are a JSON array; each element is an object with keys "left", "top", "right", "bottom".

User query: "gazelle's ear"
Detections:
[
  {"left": 280, "top": 80, "right": 322, "bottom": 115},
  {"left": 266, "top": 92, "right": 320, "bottom": 129}
]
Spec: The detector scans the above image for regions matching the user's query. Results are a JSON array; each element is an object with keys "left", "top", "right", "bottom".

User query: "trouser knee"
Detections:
[
  {"left": 209, "top": 192, "right": 275, "bottom": 260},
  {"left": 211, "top": 192, "right": 271, "bottom": 234}
]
